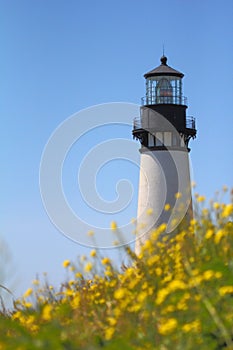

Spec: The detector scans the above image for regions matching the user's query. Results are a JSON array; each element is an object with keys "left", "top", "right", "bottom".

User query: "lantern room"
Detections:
[
  {"left": 133, "top": 55, "right": 196, "bottom": 151},
  {"left": 142, "top": 56, "right": 186, "bottom": 106}
]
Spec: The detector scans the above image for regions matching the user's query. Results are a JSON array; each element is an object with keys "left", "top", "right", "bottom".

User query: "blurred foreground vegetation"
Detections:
[{"left": 0, "top": 190, "right": 233, "bottom": 350}]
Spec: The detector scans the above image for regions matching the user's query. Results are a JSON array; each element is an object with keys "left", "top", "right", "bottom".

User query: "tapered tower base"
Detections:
[{"left": 135, "top": 149, "right": 192, "bottom": 254}]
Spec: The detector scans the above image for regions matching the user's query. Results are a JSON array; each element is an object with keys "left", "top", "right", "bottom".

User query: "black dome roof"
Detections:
[{"left": 144, "top": 56, "right": 184, "bottom": 78}]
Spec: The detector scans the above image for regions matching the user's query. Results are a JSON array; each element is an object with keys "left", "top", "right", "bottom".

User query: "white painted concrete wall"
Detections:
[{"left": 135, "top": 149, "right": 192, "bottom": 254}]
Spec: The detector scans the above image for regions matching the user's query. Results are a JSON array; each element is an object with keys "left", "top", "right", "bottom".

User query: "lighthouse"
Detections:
[{"left": 133, "top": 55, "right": 196, "bottom": 253}]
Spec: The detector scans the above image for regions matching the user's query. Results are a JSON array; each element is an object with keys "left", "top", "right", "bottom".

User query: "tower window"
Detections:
[
  {"left": 172, "top": 133, "right": 180, "bottom": 146},
  {"left": 155, "top": 132, "right": 163, "bottom": 146},
  {"left": 148, "top": 133, "right": 155, "bottom": 147},
  {"left": 164, "top": 132, "right": 172, "bottom": 146}
]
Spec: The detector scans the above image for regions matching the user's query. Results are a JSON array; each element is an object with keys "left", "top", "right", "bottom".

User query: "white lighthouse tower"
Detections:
[{"left": 133, "top": 55, "right": 196, "bottom": 253}]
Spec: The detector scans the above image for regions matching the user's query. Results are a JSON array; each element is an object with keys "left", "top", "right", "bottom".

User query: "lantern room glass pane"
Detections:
[
  {"left": 157, "top": 79, "right": 173, "bottom": 103},
  {"left": 145, "top": 76, "right": 183, "bottom": 105}
]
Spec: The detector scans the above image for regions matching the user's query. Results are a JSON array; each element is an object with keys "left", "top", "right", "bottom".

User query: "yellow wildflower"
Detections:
[
  {"left": 131, "top": 217, "right": 136, "bottom": 224},
  {"left": 84, "top": 262, "right": 93, "bottom": 273},
  {"left": 155, "top": 267, "right": 163, "bottom": 276},
  {"left": 107, "top": 317, "right": 117, "bottom": 326},
  {"left": 158, "top": 318, "right": 178, "bottom": 335},
  {"left": 205, "top": 229, "right": 214, "bottom": 240},
  {"left": 23, "top": 288, "right": 33, "bottom": 298},
  {"left": 65, "top": 289, "right": 73, "bottom": 297},
  {"left": 137, "top": 291, "right": 147, "bottom": 303},
  {"left": 105, "top": 270, "right": 112, "bottom": 277},
  {"left": 221, "top": 203, "right": 233, "bottom": 218},
  {"left": 24, "top": 315, "right": 35, "bottom": 326},
  {"left": 22, "top": 302, "right": 32, "bottom": 311},
  {"left": 189, "top": 275, "right": 204, "bottom": 287},
  {"left": 63, "top": 260, "right": 70, "bottom": 268},
  {"left": 177, "top": 300, "right": 188, "bottom": 310},
  {"left": 148, "top": 287, "right": 154, "bottom": 295},
  {"left": 162, "top": 305, "right": 175, "bottom": 314},
  {"left": 202, "top": 270, "right": 214, "bottom": 280},
  {"left": 155, "top": 288, "right": 169, "bottom": 305},
  {"left": 214, "top": 229, "right": 225, "bottom": 244},
  {"left": 90, "top": 250, "right": 96, "bottom": 258},
  {"left": 105, "top": 327, "right": 115, "bottom": 340},
  {"left": 12, "top": 311, "right": 21, "bottom": 320},
  {"left": 146, "top": 208, "right": 153, "bottom": 215},
  {"left": 182, "top": 320, "right": 201, "bottom": 333},
  {"left": 127, "top": 304, "right": 142, "bottom": 313},
  {"left": 164, "top": 203, "right": 170, "bottom": 211},
  {"left": 114, "top": 288, "right": 126, "bottom": 300},
  {"left": 101, "top": 257, "right": 110, "bottom": 265},
  {"left": 87, "top": 230, "right": 94, "bottom": 236},
  {"left": 75, "top": 272, "right": 83, "bottom": 278},
  {"left": 202, "top": 208, "right": 209, "bottom": 216},
  {"left": 175, "top": 192, "right": 182, "bottom": 199},
  {"left": 219, "top": 286, "right": 233, "bottom": 296},
  {"left": 143, "top": 239, "right": 152, "bottom": 251},
  {"left": 128, "top": 279, "right": 139, "bottom": 289},
  {"left": 32, "top": 279, "right": 39, "bottom": 286},
  {"left": 215, "top": 272, "right": 222, "bottom": 278},
  {"left": 190, "top": 219, "right": 197, "bottom": 226},
  {"left": 110, "top": 221, "right": 117, "bottom": 230},
  {"left": 142, "top": 282, "right": 148, "bottom": 290},
  {"left": 71, "top": 295, "right": 81, "bottom": 309},
  {"left": 167, "top": 280, "right": 186, "bottom": 292},
  {"left": 42, "top": 304, "right": 52, "bottom": 321},
  {"left": 157, "top": 223, "right": 167, "bottom": 233},
  {"left": 113, "top": 307, "right": 121, "bottom": 318},
  {"left": 197, "top": 195, "right": 205, "bottom": 202},
  {"left": 213, "top": 202, "right": 220, "bottom": 210}
]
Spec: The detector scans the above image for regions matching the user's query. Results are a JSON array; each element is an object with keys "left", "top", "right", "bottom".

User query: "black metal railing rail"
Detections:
[
  {"left": 141, "top": 95, "right": 187, "bottom": 106},
  {"left": 133, "top": 117, "right": 141, "bottom": 130},
  {"left": 133, "top": 116, "right": 196, "bottom": 131},
  {"left": 186, "top": 116, "right": 196, "bottom": 130}
]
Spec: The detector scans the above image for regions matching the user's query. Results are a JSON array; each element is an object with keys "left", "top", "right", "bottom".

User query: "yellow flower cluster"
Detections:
[
  {"left": 1, "top": 190, "right": 232, "bottom": 349},
  {"left": 158, "top": 317, "right": 178, "bottom": 335}
]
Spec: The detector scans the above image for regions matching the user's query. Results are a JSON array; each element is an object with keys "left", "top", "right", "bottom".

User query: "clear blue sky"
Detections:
[{"left": 1, "top": 0, "right": 233, "bottom": 301}]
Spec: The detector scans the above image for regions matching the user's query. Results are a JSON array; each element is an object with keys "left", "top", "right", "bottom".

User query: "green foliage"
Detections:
[{"left": 0, "top": 191, "right": 233, "bottom": 350}]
